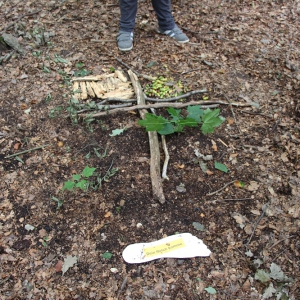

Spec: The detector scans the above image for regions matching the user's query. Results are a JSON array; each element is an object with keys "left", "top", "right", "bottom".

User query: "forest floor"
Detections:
[{"left": 0, "top": 0, "right": 299, "bottom": 299}]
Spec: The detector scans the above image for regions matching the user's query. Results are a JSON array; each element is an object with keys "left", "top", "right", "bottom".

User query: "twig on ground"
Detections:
[
  {"left": 223, "top": 93, "right": 241, "bottom": 134},
  {"left": 115, "top": 57, "right": 156, "bottom": 81},
  {"left": 207, "top": 198, "right": 253, "bottom": 202},
  {"left": 240, "top": 110, "right": 273, "bottom": 118},
  {"left": 161, "top": 135, "right": 170, "bottom": 180},
  {"left": 206, "top": 180, "right": 236, "bottom": 196},
  {"left": 245, "top": 202, "right": 269, "bottom": 248},
  {"left": 5, "top": 144, "right": 49, "bottom": 158},
  {"left": 145, "top": 89, "right": 207, "bottom": 102},
  {"left": 81, "top": 100, "right": 251, "bottom": 118},
  {"left": 116, "top": 275, "right": 128, "bottom": 300},
  {"left": 268, "top": 235, "right": 294, "bottom": 251},
  {"left": 1, "top": 9, "right": 42, "bottom": 33},
  {"left": 90, "top": 39, "right": 115, "bottom": 43}
]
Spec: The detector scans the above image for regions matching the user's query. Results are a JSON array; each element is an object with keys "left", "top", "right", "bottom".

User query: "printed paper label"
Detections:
[{"left": 143, "top": 238, "right": 186, "bottom": 258}]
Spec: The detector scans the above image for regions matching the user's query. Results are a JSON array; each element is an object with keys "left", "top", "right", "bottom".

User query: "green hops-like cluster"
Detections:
[{"left": 144, "top": 76, "right": 186, "bottom": 98}]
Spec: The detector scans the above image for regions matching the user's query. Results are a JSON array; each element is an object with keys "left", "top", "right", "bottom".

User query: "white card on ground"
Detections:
[{"left": 122, "top": 233, "right": 211, "bottom": 264}]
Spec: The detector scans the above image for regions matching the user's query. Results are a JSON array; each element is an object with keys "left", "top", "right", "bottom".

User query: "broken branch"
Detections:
[{"left": 128, "top": 70, "right": 165, "bottom": 204}]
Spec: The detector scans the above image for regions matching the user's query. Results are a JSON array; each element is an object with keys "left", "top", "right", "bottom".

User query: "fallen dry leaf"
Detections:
[{"left": 55, "top": 260, "right": 63, "bottom": 272}]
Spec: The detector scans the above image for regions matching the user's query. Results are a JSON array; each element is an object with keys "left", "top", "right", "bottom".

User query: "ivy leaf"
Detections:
[
  {"left": 167, "top": 107, "right": 181, "bottom": 121},
  {"left": 102, "top": 252, "right": 113, "bottom": 259},
  {"left": 62, "top": 255, "right": 78, "bottom": 275},
  {"left": 109, "top": 127, "right": 126, "bottom": 136},
  {"left": 201, "top": 108, "right": 224, "bottom": 134},
  {"left": 138, "top": 113, "right": 167, "bottom": 132},
  {"left": 63, "top": 181, "right": 75, "bottom": 191},
  {"left": 262, "top": 283, "right": 276, "bottom": 299},
  {"left": 158, "top": 123, "right": 175, "bottom": 135},
  {"left": 204, "top": 287, "right": 217, "bottom": 294},
  {"left": 214, "top": 162, "right": 228, "bottom": 173},
  {"left": 255, "top": 269, "right": 271, "bottom": 283},
  {"left": 82, "top": 166, "right": 96, "bottom": 178},
  {"left": 187, "top": 105, "right": 204, "bottom": 122},
  {"left": 269, "top": 263, "right": 292, "bottom": 282}
]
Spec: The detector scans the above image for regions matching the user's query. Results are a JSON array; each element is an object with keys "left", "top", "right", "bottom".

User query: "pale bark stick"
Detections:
[{"left": 128, "top": 70, "right": 165, "bottom": 204}]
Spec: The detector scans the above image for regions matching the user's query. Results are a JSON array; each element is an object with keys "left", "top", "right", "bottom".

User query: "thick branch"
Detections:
[
  {"left": 81, "top": 100, "right": 247, "bottom": 117},
  {"left": 128, "top": 70, "right": 165, "bottom": 204}
]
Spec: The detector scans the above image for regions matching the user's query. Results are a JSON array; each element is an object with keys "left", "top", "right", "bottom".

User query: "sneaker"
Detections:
[
  {"left": 117, "top": 31, "right": 133, "bottom": 51},
  {"left": 158, "top": 25, "right": 189, "bottom": 43}
]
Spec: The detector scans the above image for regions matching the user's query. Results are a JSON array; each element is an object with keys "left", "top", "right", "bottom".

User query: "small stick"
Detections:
[
  {"left": 206, "top": 180, "right": 236, "bottom": 196},
  {"left": 115, "top": 57, "right": 156, "bottom": 81},
  {"left": 207, "top": 198, "right": 253, "bottom": 202},
  {"left": 81, "top": 100, "right": 250, "bottom": 118},
  {"left": 240, "top": 110, "right": 272, "bottom": 118},
  {"left": 145, "top": 89, "right": 207, "bottom": 102},
  {"left": 223, "top": 93, "right": 241, "bottom": 134},
  {"left": 116, "top": 275, "right": 128, "bottom": 300},
  {"left": 161, "top": 135, "right": 170, "bottom": 180},
  {"left": 268, "top": 235, "right": 293, "bottom": 251},
  {"left": 1, "top": 9, "right": 42, "bottom": 33},
  {"left": 5, "top": 144, "right": 49, "bottom": 158},
  {"left": 245, "top": 202, "right": 269, "bottom": 248}
]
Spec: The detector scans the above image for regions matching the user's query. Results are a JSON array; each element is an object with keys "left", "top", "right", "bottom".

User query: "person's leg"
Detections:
[
  {"left": 118, "top": 0, "right": 138, "bottom": 51},
  {"left": 151, "top": 0, "right": 175, "bottom": 31},
  {"left": 152, "top": 0, "right": 189, "bottom": 43},
  {"left": 119, "top": 0, "right": 138, "bottom": 32}
]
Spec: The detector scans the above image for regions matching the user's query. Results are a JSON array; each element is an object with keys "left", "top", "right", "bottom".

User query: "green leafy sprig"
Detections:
[{"left": 138, "top": 106, "right": 224, "bottom": 135}]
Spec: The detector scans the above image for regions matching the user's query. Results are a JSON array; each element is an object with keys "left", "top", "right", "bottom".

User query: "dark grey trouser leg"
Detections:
[
  {"left": 151, "top": 0, "right": 175, "bottom": 31},
  {"left": 119, "top": 0, "right": 138, "bottom": 32}
]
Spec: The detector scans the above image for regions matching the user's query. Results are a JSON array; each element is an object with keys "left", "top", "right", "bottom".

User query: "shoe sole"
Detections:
[{"left": 118, "top": 45, "right": 133, "bottom": 51}]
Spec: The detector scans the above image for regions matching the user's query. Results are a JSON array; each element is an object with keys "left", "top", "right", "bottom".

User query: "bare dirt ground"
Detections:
[{"left": 0, "top": 0, "right": 299, "bottom": 299}]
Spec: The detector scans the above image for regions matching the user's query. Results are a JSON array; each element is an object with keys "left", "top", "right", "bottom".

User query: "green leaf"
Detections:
[
  {"left": 214, "top": 162, "right": 228, "bottom": 173},
  {"left": 54, "top": 54, "right": 69, "bottom": 64},
  {"left": 269, "top": 263, "right": 292, "bottom": 282},
  {"left": 109, "top": 127, "right": 126, "bottom": 136},
  {"left": 167, "top": 107, "right": 181, "bottom": 121},
  {"left": 51, "top": 196, "right": 63, "bottom": 209},
  {"left": 82, "top": 166, "right": 96, "bottom": 178},
  {"left": 63, "top": 181, "right": 75, "bottom": 191},
  {"left": 177, "top": 117, "right": 198, "bottom": 127},
  {"left": 15, "top": 156, "right": 24, "bottom": 164},
  {"left": 201, "top": 108, "right": 224, "bottom": 134},
  {"left": 187, "top": 105, "right": 204, "bottom": 122},
  {"left": 72, "top": 174, "right": 81, "bottom": 181},
  {"left": 204, "top": 287, "right": 217, "bottom": 294},
  {"left": 102, "top": 252, "right": 113, "bottom": 259},
  {"left": 255, "top": 269, "right": 271, "bottom": 283},
  {"left": 146, "top": 61, "right": 156, "bottom": 68},
  {"left": 192, "top": 222, "right": 206, "bottom": 231},
  {"left": 262, "top": 283, "right": 276, "bottom": 299},
  {"left": 158, "top": 123, "right": 175, "bottom": 135},
  {"left": 76, "top": 180, "right": 87, "bottom": 190},
  {"left": 138, "top": 113, "right": 167, "bottom": 132}
]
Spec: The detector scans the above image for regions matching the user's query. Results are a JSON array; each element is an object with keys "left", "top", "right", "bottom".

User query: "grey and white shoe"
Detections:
[
  {"left": 117, "top": 31, "right": 133, "bottom": 51},
  {"left": 158, "top": 25, "right": 189, "bottom": 43}
]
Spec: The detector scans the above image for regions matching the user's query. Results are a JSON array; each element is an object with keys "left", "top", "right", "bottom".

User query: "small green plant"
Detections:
[
  {"left": 144, "top": 76, "right": 187, "bottom": 98},
  {"left": 138, "top": 106, "right": 224, "bottom": 135},
  {"left": 51, "top": 196, "right": 63, "bottom": 209},
  {"left": 62, "top": 165, "right": 118, "bottom": 192},
  {"left": 42, "top": 236, "right": 49, "bottom": 247},
  {"left": 74, "top": 62, "right": 91, "bottom": 77},
  {"left": 48, "top": 106, "right": 63, "bottom": 118},
  {"left": 255, "top": 263, "right": 293, "bottom": 299}
]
